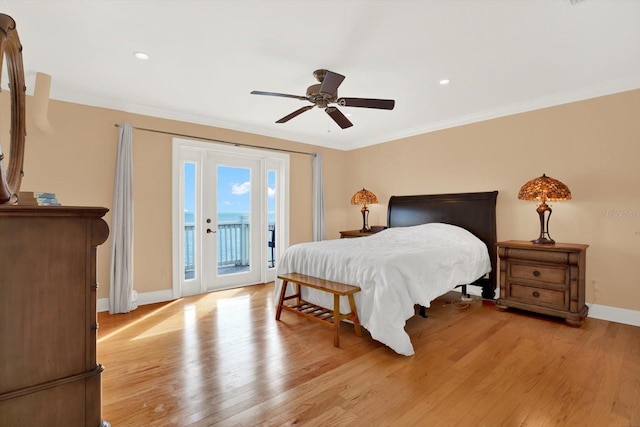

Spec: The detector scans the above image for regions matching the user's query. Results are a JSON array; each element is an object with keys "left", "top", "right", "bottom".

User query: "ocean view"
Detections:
[
  {"left": 182, "top": 211, "right": 276, "bottom": 274},
  {"left": 184, "top": 211, "right": 275, "bottom": 225}
]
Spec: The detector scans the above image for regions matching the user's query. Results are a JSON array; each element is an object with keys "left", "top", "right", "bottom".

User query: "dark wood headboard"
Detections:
[{"left": 387, "top": 191, "right": 498, "bottom": 299}]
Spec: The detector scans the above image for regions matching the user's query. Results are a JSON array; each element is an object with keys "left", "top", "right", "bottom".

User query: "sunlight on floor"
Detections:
[
  {"left": 97, "top": 299, "right": 182, "bottom": 343},
  {"left": 130, "top": 289, "right": 249, "bottom": 341},
  {"left": 99, "top": 288, "right": 251, "bottom": 343}
]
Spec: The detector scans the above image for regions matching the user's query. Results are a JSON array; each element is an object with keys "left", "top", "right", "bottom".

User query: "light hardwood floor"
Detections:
[{"left": 98, "top": 283, "right": 640, "bottom": 426}]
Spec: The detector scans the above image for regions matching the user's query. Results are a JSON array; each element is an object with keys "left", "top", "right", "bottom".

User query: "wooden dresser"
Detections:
[
  {"left": 496, "top": 240, "right": 589, "bottom": 326},
  {"left": 0, "top": 205, "right": 110, "bottom": 426}
]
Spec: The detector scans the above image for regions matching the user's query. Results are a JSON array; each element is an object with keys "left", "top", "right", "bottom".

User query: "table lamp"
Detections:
[
  {"left": 518, "top": 173, "right": 572, "bottom": 244},
  {"left": 350, "top": 188, "right": 378, "bottom": 232}
]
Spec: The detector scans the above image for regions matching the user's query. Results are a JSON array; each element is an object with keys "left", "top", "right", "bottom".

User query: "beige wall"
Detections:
[
  {"left": 345, "top": 89, "right": 640, "bottom": 311},
  {"left": 18, "top": 98, "right": 345, "bottom": 299},
  {"left": 12, "top": 89, "right": 640, "bottom": 311}
]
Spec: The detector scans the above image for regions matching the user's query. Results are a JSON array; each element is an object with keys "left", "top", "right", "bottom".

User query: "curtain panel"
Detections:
[
  {"left": 312, "top": 152, "right": 326, "bottom": 241},
  {"left": 109, "top": 123, "right": 137, "bottom": 313}
]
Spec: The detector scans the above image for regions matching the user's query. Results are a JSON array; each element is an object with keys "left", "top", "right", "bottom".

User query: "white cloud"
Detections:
[
  {"left": 268, "top": 186, "right": 276, "bottom": 198},
  {"left": 231, "top": 181, "right": 251, "bottom": 195}
]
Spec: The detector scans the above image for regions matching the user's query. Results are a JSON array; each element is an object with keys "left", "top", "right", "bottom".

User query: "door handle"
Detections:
[{"left": 206, "top": 228, "right": 216, "bottom": 234}]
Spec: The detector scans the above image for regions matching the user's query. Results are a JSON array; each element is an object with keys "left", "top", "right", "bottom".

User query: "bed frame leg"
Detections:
[
  {"left": 460, "top": 284, "right": 470, "bottom": 299},
  {"left": 481, "top": 284, "right": 495, "bottom": 300},
  {"left": 418, "top": 305, "right": 427, "bottom": 318}
]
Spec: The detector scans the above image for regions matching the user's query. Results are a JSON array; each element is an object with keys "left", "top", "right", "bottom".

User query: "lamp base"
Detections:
[
  {"left": 531, "top": 202, "right": 556, "bottom": 245},
  {"left": 531, "top": 237, "right": 555, "bottom": 245},
  {"left": 360, "top": 205, "right": 370, "bottom": 233}
]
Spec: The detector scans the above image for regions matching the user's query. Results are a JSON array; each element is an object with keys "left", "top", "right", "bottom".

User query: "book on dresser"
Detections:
[{"left": 16, "top": 191, "right": 61, "bottom": 206}]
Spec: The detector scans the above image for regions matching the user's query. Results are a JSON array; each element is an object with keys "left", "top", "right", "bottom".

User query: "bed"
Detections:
[{"left": 275, "top": 191, "right": 498, "bottom": 356}]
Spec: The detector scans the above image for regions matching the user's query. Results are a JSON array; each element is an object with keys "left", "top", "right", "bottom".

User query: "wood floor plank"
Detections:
[
  {"left": 610, "top": 323, "right": 640, "bottom": 424},
  {"left": 97, "top": 283, "right": 640, "bottom": 426}
]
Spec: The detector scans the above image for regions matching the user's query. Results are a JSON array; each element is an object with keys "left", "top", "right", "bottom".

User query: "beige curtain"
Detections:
[
  {"left": 312, "top": 152, "right": 326, "bottom": 241},
  {"left": 109, "top": 123, "right": 137, "bottom": 313}
]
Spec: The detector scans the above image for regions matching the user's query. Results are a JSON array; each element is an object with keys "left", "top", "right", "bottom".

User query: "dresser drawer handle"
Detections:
[
  {"left": 532, "top": 291, "right": 540, "bottom": 298},
  {"left": 533, "top": 270, "right": 541, "bottom": 277}
]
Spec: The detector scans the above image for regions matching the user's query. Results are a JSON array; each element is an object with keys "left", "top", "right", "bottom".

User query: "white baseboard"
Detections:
[
  {"left": 97, "top": 289, "right": 175, "bottom": 312},
  {"left": 483, "top": 284, "right": 640, "bottom": 327},
  {"left": 98, "top": 289, "right": 640, "bottom": 328},
  {"left": 588, "top": 303, "right": 640, "bottom": 327}
]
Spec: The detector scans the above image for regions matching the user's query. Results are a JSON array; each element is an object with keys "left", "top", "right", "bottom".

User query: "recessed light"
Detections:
[
  {"left": 133, "top": 51, "right": 150, "bottom": 60},
  {"left": 439, "top": 78, "right": 451, "bottom": 85}
]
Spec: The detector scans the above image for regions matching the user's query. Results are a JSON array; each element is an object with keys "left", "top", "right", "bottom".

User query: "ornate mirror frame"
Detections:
[{"left": 0, "top": 14, "right": 26, "bottom": 204}]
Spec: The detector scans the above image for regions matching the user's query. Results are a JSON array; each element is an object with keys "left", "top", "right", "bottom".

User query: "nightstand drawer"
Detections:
[
  {"left": 510, "top": 263, "right": 567, "bottom": 286},
  {"left": 510, "top": 283, "right": 567, "bottom": 309}
]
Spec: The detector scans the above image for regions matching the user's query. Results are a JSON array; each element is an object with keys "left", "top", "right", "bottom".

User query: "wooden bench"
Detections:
[{"left": 276, "top": 273, "right": 362, "bottom": 347}]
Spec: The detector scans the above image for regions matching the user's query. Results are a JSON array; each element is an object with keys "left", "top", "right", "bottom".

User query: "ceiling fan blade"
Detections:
[
  {"left": 251, "top": 90, "right": 308, "bottom": 101},
  {"left": 325, "top": 107, "right": 353, "bottom": 129},
  {"left": 276, "top": 105, "right": 314, "bottom": 123},
  {"left": 319, "top": 71, "right": 345, "bottom": 96},
  {"left": 337, "top": 97, "right": 395, "bottom": 110}
]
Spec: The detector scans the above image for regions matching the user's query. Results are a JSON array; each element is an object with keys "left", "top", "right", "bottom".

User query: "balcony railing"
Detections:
[{"left": 184, "top": 220, "right": 275, "bottom": 279}]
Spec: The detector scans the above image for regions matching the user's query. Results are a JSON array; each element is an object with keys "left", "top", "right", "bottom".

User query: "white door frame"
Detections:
[{"left": 171, "top": 138, "right": 289, "bottom": 299}]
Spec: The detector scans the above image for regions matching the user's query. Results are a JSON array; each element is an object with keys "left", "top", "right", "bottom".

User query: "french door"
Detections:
[
  {"left": 203, "top": 153, "right": 262, "bottom": 290},
  {"left": 172, "top": 139, "right": 288, "bottom": 298}
]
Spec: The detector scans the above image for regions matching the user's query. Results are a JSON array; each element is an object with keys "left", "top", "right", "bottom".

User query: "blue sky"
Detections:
[
  {"left": 217, "top": 166, "right": 250, "bottom": 213},
  {"left": 184, "top": 163, "right": 275, "bottom": 214}
]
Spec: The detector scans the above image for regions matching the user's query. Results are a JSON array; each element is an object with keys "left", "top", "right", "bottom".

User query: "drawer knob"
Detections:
[
  {"left": 532, "top": 291, "right": 540, "bottom": 298},
  {"left": 533, "top": 270, "right": 541, "bottom": 277}
]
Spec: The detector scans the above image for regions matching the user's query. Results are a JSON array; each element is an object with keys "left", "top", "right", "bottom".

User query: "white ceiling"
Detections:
[{"left": 2, "top": 0, "right": 639, "bottom": 150}]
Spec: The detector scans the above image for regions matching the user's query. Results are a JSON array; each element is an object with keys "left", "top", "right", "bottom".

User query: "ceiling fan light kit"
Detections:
[{"left": 251, "top": 69, "right": 395, "bottom": 129}]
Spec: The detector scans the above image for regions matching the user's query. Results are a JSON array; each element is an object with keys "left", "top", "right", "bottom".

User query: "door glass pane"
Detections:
[
  {"left": 217, "top": 165, "right": 251, "bottom": 276},
  {"left": 267, "top": 169, "right": 276, "bottom": 269},
  {"left": 184, "top": 162, "right": 196, "bottom": 280}
]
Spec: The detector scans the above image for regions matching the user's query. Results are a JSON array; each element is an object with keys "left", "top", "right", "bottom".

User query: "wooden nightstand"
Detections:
[
  {"left": 339, "top": 227, "right": 384, "bottom": 238},
  {"left": 496, "top": 240, "right": 589, "bottom": 326}
]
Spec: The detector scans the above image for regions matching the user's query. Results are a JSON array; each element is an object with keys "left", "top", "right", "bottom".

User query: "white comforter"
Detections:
[{"left": 275, "top": 223, "right": 491, "bottom": 356}]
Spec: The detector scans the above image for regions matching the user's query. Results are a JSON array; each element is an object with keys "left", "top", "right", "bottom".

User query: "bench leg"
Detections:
[
  {"left": 333, "top": 294, "right": 340, "bottom": 348},
  {"left": 275, "top": 280, "right": 288, "bottom": 320},
  {"left": 348, "top": 294, "right": 362, "bottom": 337}
]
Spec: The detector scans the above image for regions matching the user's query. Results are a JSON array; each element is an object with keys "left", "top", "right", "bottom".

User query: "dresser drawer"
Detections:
[
  {"left": 510, "top": 263, "right": 567, "bottom": 286},
  {"left": 509, "top": 283, "right": 567, "bottom": 309}
]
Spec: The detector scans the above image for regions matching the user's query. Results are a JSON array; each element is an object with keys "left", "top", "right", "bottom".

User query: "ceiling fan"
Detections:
[{"left": 250, "top": 69, "right": 395, "bottom": 129}]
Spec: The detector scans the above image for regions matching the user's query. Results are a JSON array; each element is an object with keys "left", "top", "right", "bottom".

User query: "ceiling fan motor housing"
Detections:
[{"left": 306, "top": 83, "right": 336, "bottom": 108}]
